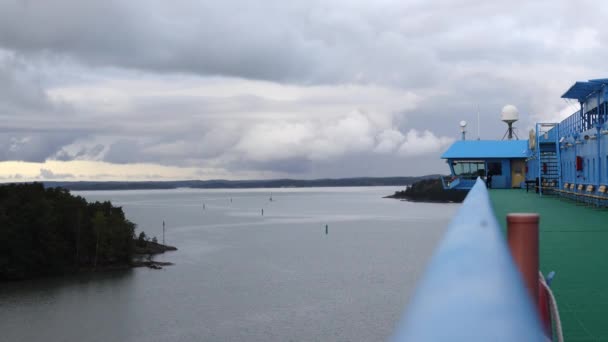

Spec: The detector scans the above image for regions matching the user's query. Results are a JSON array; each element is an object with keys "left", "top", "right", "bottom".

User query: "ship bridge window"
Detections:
[
  {"left": 488, "top": 162, "right": 503, "bottom": 176},
  {"left": 452, "top": 160, "right": 486, "bottom": 178}
]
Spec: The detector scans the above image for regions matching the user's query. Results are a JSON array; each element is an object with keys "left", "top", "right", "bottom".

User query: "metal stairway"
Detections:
[
  {"left": 539, "top": 149, "right": 559, "bottom": 184},
  {"left": 536, "top": 123, "right": 562, "bottom": 195}
]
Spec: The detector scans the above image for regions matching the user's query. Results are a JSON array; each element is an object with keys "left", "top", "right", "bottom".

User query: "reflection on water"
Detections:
[{"left": 0, "top": 187, "right": 457, "bottom": 342}]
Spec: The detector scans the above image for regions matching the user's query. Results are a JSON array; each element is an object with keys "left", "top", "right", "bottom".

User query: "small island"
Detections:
[
  {"left": 386, "top": 178, "right": 467, "bottom": 203},
  {"left": 0, "top": 183, "right": 176, "bottom": 281}
]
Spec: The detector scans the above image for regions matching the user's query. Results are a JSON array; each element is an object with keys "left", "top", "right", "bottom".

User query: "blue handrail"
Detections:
[
  {"left": 556, "top": 109, "right": 582, "bottom": 138},
  {"left": 391, "top": 178, "right": 545, "bottom": 342}
]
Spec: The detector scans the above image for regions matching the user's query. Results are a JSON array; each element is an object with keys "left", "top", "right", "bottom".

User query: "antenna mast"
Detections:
[
  {"left": 459, "top": 121, "right": 467, "bottom": 141},
  {"left": 477, "top": 105, "right": 480, "bottom": 140},
  {"left": 501, "top": 105, "right": 520, "bottom": 140}
]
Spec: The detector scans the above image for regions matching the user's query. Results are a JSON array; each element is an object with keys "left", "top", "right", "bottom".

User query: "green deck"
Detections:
[{"left": 490, "top": 189, "right": 608, "bottom": 342}]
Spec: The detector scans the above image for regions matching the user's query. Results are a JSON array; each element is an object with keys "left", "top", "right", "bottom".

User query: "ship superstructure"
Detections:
[
  {"left": 442, "top": 78, "right": 608, "bottom": 194},
  {"left": 393, "top": 78, "right": 608, "bottom": 342}
]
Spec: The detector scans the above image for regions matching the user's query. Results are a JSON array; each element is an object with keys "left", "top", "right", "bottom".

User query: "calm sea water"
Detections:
[{"left": 0, "top": 187, "right": 457, "bottom": 342}]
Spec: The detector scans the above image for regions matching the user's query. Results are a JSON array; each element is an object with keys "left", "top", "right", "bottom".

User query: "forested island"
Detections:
[
  {"left": 386, "top": 178, "right": 467, "bottom": 203},
  {"left": 0, "top": 183, "right": 174, "bottom": 280}
]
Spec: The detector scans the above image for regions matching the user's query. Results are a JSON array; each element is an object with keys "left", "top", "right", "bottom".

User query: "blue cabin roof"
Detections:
[
  {"left": 561, "top": 79, "right": 608, "bottom": 102},
  {"left": 441, "top": 140, "right": 530, "bottom": 159}
]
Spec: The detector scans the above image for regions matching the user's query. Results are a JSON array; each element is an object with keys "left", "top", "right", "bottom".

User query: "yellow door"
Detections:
[{"left": 511, "top": 159, "right": 525, "bottom": 188}]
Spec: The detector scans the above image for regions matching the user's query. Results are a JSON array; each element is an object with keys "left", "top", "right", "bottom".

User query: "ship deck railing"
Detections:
[
  {"left": 440, "top": 175, "right": 477, "bottom": 190},
  {"left": 391, "top": 178, "right": 545, "bottom": 341}
]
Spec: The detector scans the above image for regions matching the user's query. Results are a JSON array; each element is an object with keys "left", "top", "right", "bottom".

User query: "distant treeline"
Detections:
[
  {"left": 42, "top": 176, "right": 441, "bottom": 191},
  {"left": 0, "top": 183, "right": 136, "bottom": 280},
  {"left": 387, "top": 178, "right": 467, "bottom": 203}
]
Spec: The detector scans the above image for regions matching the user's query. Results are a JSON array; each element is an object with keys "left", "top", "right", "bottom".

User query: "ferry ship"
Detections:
[
  {"left": 392, "top": 79, "right": 608, "bottom": 342},
  {"left": 442, "top": 78, "right": 608, "bottom": 194}
]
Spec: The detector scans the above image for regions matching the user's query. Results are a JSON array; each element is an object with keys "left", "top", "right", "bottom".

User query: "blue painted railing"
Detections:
[
  {"left": 556, "top": 106, "right": 607, "bottom": 139},
  {"left": 391, "top": 178, "right": 545, "bottom": 342},
  {"left": 441, "top": 176, "right": 477, "bottom": 190},
  {"left": 557, "top": 109, "right": 582, "bottom": 138}
]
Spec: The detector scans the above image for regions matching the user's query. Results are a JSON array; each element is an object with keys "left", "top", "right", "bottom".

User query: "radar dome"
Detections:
[
  {"left": 459, "top": 120, "right": 467, "bottom": 128},
  {"left": 501, "top": 105, "right": 519, "bottom": 123}
]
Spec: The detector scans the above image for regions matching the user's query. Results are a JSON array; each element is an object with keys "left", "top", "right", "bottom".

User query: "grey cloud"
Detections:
[
  {"left": 54, "top": 144, "right": 105, "bottom": 161},
  {"left": 84, "top": 144, "right": 105, "bottom": 158},
  {"left": 0, "top": 1, "right": 321, "bottom": 83},
  {"left": 39, "top": 168, "right": 74, "bottom": 179},
  {"left": 0, "top": 1, "right": 459, "bottom": 87},
  {"left": 1, "top": 1, "right": 605, "bottom": 88},
  {"left": 104, "top": 139, "right": 144, "bottom": 164},
  {"left": 306, "top": 152, "right": 447, "bottom": 179},
  {"left": 0, "top": 53, "right": 49, "bottom": 110},
  {"left": 101, "top": 131, "right": 241, "bottom": 167},
  {"left": 228, "top": 157, "right": 313, "bottom": 175},
  {"left": 0, "top": 132, "right": 82, "bottom": 162},
  {"left": 0, "top": 52, "right": 93, "bottom": 152},
  {"left": 226, "top": 152, "right": 444, "bottom": 178}
]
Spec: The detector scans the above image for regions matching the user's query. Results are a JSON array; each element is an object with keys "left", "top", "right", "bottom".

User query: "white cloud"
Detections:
[
  {"left": 232, "top": 110, "right": 377, "bottom": 162},
  {"left": 231, "top": 109, "right": 452, "bottom": 164},
  {"left": 234, "top": 121, "right": 315, "bottom": 161},
  {"left": 398, "top": 129, "right": 454, "bottom": 157},
  {"left": 374, "top": 129, "right": 405, "bottom": 154}
]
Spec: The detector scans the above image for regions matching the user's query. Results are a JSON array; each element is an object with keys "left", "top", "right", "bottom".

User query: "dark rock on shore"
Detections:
[
  {"left": 386, "top": 178, "right": 467, "bottom": 203},
  {"left": 132, "top": 241, "right": 177, "bottom": 270},
  {"left": 131, "top": 260, "right": 174, "bottom": 269},
  {"left": 134, "top": 241, "right": 178, "bottom": 255}
]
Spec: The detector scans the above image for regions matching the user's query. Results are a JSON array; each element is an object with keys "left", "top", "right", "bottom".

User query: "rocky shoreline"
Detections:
[
  {"left": 131, "top": 260, "right": 175, "bottom": 269},
  {"left": 69, "top": 243, "right": 178, "bottom": 273},
  {"left": 133, "top": 241, "right": 178, "bottom": 270},
  {"left": 78, "top": 242, "right": 178, "bottom": 272},
  {"left": 385, "top": 178, "right": 467, "bottom": 203},
  {"left": 135, "top": 241, "right": 178, "bottom": 255}
]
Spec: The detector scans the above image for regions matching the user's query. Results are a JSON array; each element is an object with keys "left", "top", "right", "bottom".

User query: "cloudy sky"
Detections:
[{"left": 1, "top": 0, "right": 607, "bottom": 181}]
